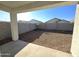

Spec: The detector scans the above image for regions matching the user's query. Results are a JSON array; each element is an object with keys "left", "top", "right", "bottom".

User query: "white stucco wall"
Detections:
[{"left": 71, "top": 4, "right": 79, "bottom": 57}]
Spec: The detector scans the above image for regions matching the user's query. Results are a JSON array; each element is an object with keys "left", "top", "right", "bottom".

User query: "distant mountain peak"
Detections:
[
  {"left": 46, "top": 18, "right": 61, "bottom": 23},
  {"left": 53, "top": 18, "right": 61, "bottom": 20},
  {"left": 29, "top": 19, "right": 43, "bottom": 25},
  {"left": 30, "top": 19, "right": 42, "bottom": 22},
  {"left": 46, "top": 18, "right": 70, "bottom": 23}
]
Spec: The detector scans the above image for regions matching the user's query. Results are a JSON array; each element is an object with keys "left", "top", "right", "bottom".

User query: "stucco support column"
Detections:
[
  {"left": 10, "top": 11, "right": 19, "bottom": 41},
  {"left": 71, "top": 3, "right": 79, "bottom": 56}
]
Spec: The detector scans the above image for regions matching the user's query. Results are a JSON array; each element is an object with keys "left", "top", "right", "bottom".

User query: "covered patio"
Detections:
[{"left": 0, "top": 1, "right": 79, "bottom": 57}]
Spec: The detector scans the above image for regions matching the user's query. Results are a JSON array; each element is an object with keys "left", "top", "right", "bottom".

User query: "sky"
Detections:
[
  {"left": 0, "top": 4, "right": 76, "bottom": 22},
  {"left": 0, "top": 10, "right": 10, "bottom": 22}
]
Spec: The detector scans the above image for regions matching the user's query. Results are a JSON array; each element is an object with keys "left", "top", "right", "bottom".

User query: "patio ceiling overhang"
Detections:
[{"left": 0, "top": 1, "right": 78, "bottom": 13}]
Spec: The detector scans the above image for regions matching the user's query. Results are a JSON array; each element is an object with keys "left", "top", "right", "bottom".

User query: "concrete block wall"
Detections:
[
  {"left": 57, "top": 23, "right": 74, "bottom": 31},
  {"left": 0, "top": 22, "right": 36, "bottom": 40},
  {"left": 38, "top": 23, "right": 57, "bottom": 30},
  {"left": 0, "top": 22, "right": 11, "bottom": 40},
  {"left": 0, "top": 22, "right": 73, "bottom": 40},
  {"left": 18, "top": 23, "right": 36, "bottom": 34},
  {"left": 46, "top": 23, "right": 57, "bottom": 30},
  {"left": 38, "top": 23, "right": 46, "bottom": 29},
  {"left": 38, "top": 23, "right": 74, "bottom": 31}
]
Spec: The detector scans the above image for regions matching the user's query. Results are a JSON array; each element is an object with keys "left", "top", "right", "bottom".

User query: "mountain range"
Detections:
[{"left": 18, "top": 18, "right": 74, "bottom": 24}]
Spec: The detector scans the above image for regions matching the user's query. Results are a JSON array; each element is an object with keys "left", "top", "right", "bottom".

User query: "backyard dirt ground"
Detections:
[{"left": 19, "top": 30, "right": 72, "bottom": 54}]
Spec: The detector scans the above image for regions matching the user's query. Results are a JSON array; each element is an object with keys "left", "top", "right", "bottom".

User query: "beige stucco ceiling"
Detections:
[
  {"left": 0, "top": 1, "right": 77, "bottom": 13},
  {"left": 0, "top": 1, "right": 34, "bottom": 8}
]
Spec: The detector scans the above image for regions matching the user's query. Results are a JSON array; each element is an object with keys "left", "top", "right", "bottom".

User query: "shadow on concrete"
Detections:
[{"left": 0, "top": 37, "right": 12, "bottom": 46}]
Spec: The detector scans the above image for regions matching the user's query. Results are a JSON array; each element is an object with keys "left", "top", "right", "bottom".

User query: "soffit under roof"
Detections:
[{"left": 0, "top": 1, "right": 34, "bottom": 8}]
